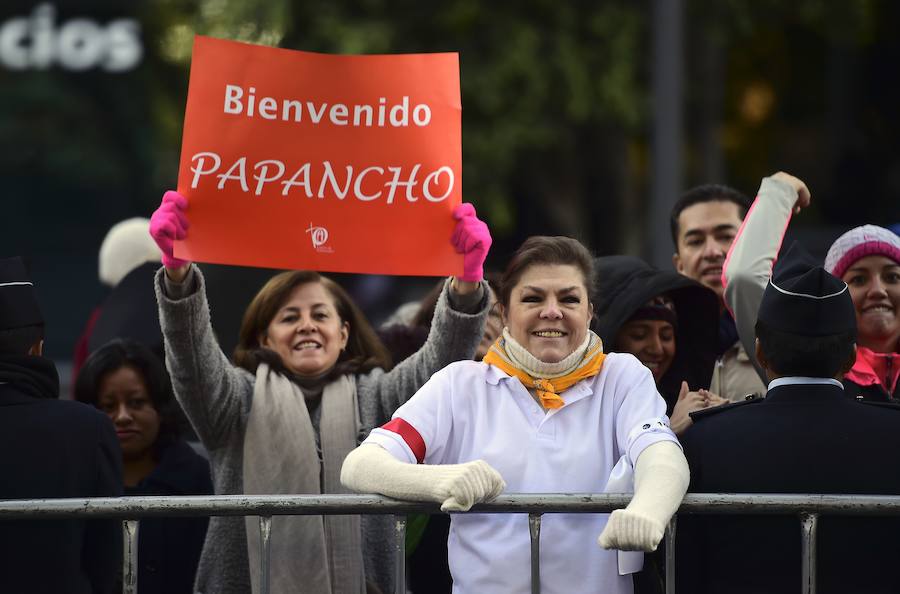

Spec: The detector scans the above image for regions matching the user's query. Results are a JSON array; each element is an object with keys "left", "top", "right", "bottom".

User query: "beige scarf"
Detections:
[
  {"left": 484, "top": 328, "right": 605, "bottom": 409},
  {"left": 243, "top": 364, "right": 365, "bottom": 594}
]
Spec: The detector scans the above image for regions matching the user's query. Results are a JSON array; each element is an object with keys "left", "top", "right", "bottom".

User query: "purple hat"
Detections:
[{"left": 824, "top": 225, "right": 900, "bottom": 280}]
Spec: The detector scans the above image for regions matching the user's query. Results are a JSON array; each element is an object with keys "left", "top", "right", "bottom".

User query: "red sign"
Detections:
[{"left": 175, "top": 36, "right": 463, "bottom": 276}]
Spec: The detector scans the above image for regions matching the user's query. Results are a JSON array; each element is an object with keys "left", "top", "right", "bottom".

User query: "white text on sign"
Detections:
[
  {"left": 190, "top": 153, "right": 453, "bottom": 203},
  {"left": 223, "top": 85, "right": 433, "bottom": 128}
]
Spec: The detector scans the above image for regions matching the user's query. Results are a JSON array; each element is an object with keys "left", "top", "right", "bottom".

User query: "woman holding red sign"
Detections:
[{"left": 149, "top": 190, "right": 492, "bottom": 594}]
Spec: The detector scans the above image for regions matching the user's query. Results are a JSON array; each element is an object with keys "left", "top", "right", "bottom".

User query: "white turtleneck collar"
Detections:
[{"left": 500, "top": 327, "right": 596, "bottom": 379}]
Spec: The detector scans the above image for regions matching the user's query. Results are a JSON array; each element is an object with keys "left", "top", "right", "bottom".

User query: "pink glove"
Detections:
[
  {"left": 149, "top": 191, "right": 191, "bottom": 269},
  {"left": 451, "top": 203, "right": 491, "bottom": 283}
]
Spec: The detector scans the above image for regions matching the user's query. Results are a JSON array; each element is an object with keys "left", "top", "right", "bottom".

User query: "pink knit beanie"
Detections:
[{"left": 824, "top": 225, "right": 900, "bottom": 279}]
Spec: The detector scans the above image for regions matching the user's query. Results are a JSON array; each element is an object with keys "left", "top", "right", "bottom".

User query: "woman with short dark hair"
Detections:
[
  {"left": 343, "top": 236, "right": 689, "bottom": 594},
  {"left": 75, "top": 339, "right": 212, "bottom": 594}
]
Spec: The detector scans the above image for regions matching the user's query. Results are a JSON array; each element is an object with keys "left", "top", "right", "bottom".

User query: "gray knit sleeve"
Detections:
[
  {"left": 446, "top": 280, "right": 485, "bottom": 313},
  {"left": 356, "top": 277, "right": 489, "bottom": 433},
  {"left": 162, "top": 265, "right": 197, "bottom": 299},
  {"left": 154, "top": 265, "right": 254, "bottom": 451},
  {"left": 723, "top": 176, "right": 796, "bottom": 384}
]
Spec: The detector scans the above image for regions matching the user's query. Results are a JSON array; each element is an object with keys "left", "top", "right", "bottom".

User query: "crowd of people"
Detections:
[{"left": 0, "top": 170, "right": 897, "bottom": 593}]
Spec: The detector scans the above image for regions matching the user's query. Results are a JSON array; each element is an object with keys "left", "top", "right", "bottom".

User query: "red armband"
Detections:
[{"left": 381, "top": 418, "right": 426, "bottom": 464}]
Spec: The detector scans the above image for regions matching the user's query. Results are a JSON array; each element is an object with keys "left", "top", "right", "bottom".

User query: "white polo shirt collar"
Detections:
[{"left": 483, "top": 363, "right": 596, "bottom": 409}]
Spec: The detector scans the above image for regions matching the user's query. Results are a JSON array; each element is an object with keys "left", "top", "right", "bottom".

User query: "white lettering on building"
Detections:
[{"left": 0, "top": 4, "right": 142, "bottom": 72}]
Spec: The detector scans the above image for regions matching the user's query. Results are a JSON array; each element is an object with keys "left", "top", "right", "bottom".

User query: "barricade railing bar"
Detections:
[{"left": 3, "top": 493, "right": 900, "bottom": 594}]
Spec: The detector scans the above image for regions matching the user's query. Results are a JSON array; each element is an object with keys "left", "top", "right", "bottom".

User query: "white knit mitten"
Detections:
[
  {"left": 597, "top": 441, "right": 689, "bottom": 552},
  {"left": 341, "top": 443, "right": 506, "bottom": 512}
]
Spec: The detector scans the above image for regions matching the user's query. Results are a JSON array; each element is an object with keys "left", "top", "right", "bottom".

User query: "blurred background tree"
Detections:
[{"left": 1, "top": 0, "right": 898, "bottom": 362}]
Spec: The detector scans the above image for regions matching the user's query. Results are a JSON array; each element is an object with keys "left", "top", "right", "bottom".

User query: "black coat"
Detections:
[
  {"left": 125, "top": 440, "right": 212, "bottom": 594},
  {"left": 677, "top": 381, "right": 900, "bottom": 594},
  {"left": 591, "top": 256, "right": 720, "bottom": 412},
  {"left": 0, "top": 383, "right": 123, "bottom": 594},
  {"left": 88, "top": 263, "right": 164, "bottom": 360}
]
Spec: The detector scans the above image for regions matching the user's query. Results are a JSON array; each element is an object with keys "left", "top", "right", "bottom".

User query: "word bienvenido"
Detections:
[{"left": 223, "top": 84, "right": 433, "bottom": 128}]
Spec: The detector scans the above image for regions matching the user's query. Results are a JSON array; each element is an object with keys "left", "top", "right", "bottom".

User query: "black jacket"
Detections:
[
  {"left": 677, "top": 381, "right": 900, "bottom": 594},
  {"left": 0, "top": 377, "right": 122, "bottom": 594},
  {"left": 125, "top": 440, "right": 213, "bottom": 594},
  {"left": 591, "top": 256, "right": 719, "bottom": 412}
]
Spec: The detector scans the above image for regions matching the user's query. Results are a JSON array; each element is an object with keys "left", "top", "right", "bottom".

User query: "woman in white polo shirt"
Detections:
[{"left": 342, "top": 236, "right": 689, "bottom": 594}]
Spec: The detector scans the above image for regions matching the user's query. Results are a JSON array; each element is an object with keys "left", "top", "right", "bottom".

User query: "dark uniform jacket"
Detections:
[
  {"left": 0, "top": 360, "right": 123, "bottom": 594},
  {"left": 677, "top": 380, "right": 900, "bottom": 594},
  {"left": 125, "top": 440, "right": 212, "bottom": 594}
]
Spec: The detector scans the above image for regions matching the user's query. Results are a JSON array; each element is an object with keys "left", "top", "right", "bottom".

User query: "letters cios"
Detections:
[
  {"left": 224, "top": 85, "right": 433, "bottom": 128},
  {"left": 190, "top": 152, "right": 454, "bottom": 204},
  {"left": 0, "top": 3, "right": 142, "bottom": 72}
]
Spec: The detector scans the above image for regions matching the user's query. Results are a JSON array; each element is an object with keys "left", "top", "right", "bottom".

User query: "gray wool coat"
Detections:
[{"left": 155, "top": 266, "right": 488, "bottom": 594}]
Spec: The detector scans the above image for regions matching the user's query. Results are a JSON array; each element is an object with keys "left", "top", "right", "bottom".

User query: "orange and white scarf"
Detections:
[{"left": 483, "top": 328, "right": 605, "bottom": 409}]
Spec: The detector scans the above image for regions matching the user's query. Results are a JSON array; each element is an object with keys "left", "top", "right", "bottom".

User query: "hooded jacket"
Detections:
[{"left": 591, "top": 256, "right": 719, "bottom": 413}]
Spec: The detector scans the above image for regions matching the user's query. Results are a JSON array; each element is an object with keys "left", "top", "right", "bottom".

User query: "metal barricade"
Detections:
[{"left": 2, "top": 493, "right": 900, "bottom": 594}]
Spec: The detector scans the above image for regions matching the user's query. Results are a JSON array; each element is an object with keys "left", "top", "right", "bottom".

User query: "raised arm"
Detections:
[
  {"left": 723, "top": 173, "right": 810, "bottom": 382},
  {"left": 449, "top": 202, "right": 491, "bottom": 295},
  {"left": 365, "top": 278, "right": 489, "bottom": 418},
  {"left": 151, "top": 191, "right": 254, "bottom": 450},
  {"left": 360, "top": 204, "right": 492, "bottom": 423}
]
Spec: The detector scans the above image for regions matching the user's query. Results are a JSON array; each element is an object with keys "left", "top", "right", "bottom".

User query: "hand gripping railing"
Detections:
[{"left": 2, "top": 493, "right": 900, "bottom": 594}]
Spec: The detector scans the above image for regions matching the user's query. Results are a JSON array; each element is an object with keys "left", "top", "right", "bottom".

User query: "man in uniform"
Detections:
[
  {"left": 676, "top": 243, "right": 900, "bottom": 594},
  {"left": 0, "top": 256, "right": 122, "bottom": 594}
]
